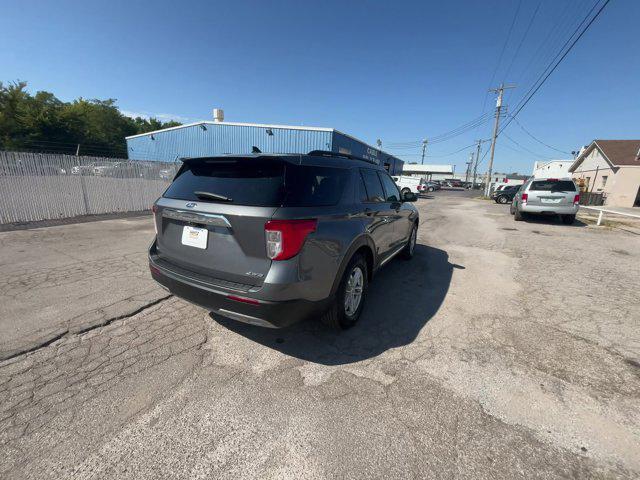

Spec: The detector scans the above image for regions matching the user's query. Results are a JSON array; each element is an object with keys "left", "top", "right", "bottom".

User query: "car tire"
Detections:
[
  {"left": 401, "top": 223, "right": 418, "bottom": 260},
  {"left": 401, "top": 187, "right": 411, "bottom": 196},
  {"left": 322, "top": 253, "right": 368, "bottom": 330},
  {"left": 497, "top": 195, "right": 509, "bottom": 204},
  {"left": 509, "top": 203, "right": 515, "bottom": 215},
  {"left": 561, "top": 214, "right": 576, "bottom": 225},
  {"left": 514, "top": 207, "right": 524, "bottom": 221}
]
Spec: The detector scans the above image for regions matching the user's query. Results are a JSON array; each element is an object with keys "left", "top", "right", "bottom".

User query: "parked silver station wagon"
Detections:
[
  {"left": 510, "top": 177, "right": 580, "bottom": 224},
  {"left": 149, "top": 151, "right": 420, "bottom": 330}
]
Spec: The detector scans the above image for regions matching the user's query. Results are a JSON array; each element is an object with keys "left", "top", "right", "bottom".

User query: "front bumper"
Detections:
[
  {"left": 520, "top": 204, "right": 579, "bottom": 215},
  {"left": 149, "top": 247, "right": 331, "bottom": 328}
]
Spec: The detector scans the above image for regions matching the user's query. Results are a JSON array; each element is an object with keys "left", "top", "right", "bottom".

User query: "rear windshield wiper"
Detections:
[{"left": 193, "top": 191, "right": 233, "bottom": 202}]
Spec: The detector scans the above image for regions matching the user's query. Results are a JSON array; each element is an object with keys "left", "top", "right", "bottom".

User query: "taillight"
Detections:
[
  {"left": 265, "top": 219, "right": 317, "bottom": 260},
  {"left": 573, "top": 194, "right": 580, "bottom": 205},
  {"left": 521, "top": 193, "right": 528, "bottom": 203},
  {"left": 151, "top": 204, "right": 159, "bottom": 235}
]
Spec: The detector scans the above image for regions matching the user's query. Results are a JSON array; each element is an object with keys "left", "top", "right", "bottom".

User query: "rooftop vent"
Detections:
[{"left": 213, "top": 108, "right": 224, "bottom": 123}]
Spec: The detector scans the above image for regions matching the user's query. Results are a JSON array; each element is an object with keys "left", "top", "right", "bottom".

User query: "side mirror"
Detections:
[{"left": 402, "top": 191, "right": 418, "bottom": 202}]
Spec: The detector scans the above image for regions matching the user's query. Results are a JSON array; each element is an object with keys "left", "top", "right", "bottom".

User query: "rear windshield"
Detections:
[
  {"left": 529, "top": 180, "right": 576, "bottom": 192},
  {"left": 163, "top": 158, "right": 349, "bottom": 207}
]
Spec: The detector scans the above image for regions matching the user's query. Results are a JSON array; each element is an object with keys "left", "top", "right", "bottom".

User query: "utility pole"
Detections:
[
  {"left": 472, "top": 139, "right": 482, "bottom": 189},
  {"left": 464, "top": 152, "right": 473, "bottom": 184},
  {"left": 75, "top": 144, "right": 80, "bottom": 156},
  {"left": 484, "top": 83, "right": 515, "bottom": 196},
  {"left": 420, "top": 139, "right": 428, "bottom": 165}
]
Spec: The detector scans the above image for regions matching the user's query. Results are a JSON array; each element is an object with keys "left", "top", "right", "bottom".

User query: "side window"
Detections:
[
  {"left": 378, "top": 172, "right": 400, "bottom": 202},
  {"left": 360, "top": 169, "right": 385, "bottom": 203},
  {"left": 357, "top": 171, "right": 369, "bottom": 203}
]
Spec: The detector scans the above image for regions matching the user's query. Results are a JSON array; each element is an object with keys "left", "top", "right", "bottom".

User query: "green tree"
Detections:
[{"left": 0, "top": 81, "right": 182, "bottom": 157}]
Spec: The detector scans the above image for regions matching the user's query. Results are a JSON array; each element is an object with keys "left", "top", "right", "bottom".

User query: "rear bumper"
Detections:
[
  {"left": 149, "top": 246, "right": 331, "bottom": 328},
  {"left": 520, "top": 204, "right": 579, "bottom": 215}
]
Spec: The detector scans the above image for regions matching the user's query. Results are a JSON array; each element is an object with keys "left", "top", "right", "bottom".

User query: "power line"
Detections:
[
  {"left": 501, "top": 132, "right": 554, "bottom": 160},
  {"left": 499, "top": 0, "right": 611, "bottom": 135},
  {"left": 386, "top": 113, "right": 492, "bottom": 147},
  {"left": 479, "top": 0, "right": 523, "bottom": 115},
  {"left": 395, "top": 142, "right": 478, "bottom": 158},
  {"left": 502, "top": 1, "right": 542, "bottom": 84},
  {"left": 506, "top": 0, "right": 587, "bottom": 105},
  {"left": 506, "top": 116, "right": 571, "bottom": 155}
]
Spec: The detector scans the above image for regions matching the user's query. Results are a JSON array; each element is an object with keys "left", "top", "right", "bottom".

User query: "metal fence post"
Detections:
[
  {"left": 77, "top": 156, "right": 90, "bottom": 214},
  {"left": 597, "top": 211, "right": 604, "bottom": 226}
]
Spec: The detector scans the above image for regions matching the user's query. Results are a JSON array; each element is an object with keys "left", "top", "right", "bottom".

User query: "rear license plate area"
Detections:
[{"left": 181, "top": 225, "right": 208, "bottom": 249}]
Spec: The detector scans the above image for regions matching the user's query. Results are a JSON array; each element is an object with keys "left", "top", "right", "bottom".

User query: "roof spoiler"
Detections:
[{"left": 307, "top": 149, "right": 378, "bottom": 165}]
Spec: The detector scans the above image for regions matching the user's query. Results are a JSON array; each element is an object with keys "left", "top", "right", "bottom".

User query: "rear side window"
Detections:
[
  {"left": 529, "top": 180, "right": 576, "bottom": 192},
  {"left": 360, "top": 169, "right": 386, "bottom": 203},
  {"left": 378, "top": 172, "right": 400, "bottom": 202},
  {"left": 164, "top": 158, "right": 349, "bottom": 207},
  {"left": 284, "top": 165, "right": 350, "bottom": 206}
]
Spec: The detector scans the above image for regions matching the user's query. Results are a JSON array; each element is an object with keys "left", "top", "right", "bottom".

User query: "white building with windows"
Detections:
[
  {"left": 532, "top": 160, "right": 573, "bottom": 178},
  {"left": 400, "top": 164, "right": 454, "bottom": 181}
]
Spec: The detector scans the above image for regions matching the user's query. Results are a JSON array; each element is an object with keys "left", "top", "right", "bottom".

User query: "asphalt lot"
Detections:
[{"left": 1, "top": 190, "right": 639, "bottom": 479}]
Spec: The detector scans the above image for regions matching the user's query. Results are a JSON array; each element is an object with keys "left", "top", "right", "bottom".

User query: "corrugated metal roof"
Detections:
[
  {"left": 125, "top": 121, "right": 335, "bottom": 140},
  {"left": 125, "top": 120, "right": 404, "bottom": 174}
]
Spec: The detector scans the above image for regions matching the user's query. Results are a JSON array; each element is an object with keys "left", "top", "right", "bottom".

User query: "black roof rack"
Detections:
[{"left": 307, "top": 150, "right": 378, "bottom": 165}]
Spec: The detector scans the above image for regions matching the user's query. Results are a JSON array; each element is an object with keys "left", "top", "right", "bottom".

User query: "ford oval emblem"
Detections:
[{"left": 185, "top": 202, "right": 197, "bottom": 208}]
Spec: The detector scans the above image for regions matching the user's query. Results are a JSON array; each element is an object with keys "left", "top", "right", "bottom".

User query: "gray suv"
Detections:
[
  {"left": 149, "top": 151, "right": 419, "bottom": 329},
  {"left": 510, "top": 177, "right": 580, "bottom": 224}
]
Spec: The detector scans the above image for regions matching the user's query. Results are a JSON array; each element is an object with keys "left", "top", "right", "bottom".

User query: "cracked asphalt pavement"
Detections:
[{"left": 1, "top": 191, "right": 639, "bottom": 479}]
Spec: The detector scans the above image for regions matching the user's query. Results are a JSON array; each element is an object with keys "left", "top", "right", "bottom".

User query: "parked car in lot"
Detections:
[
  {"left": 392, "top": 175, "right": 428, "bottom": 195},
  {"left": 159, "top": 166, "right": 179, "bottom": 181},
  {"left": 492, "top": 184, "right": 520, "bottom": 204},
  {"left": 423, "top": 181, "right": 440, "bottom": 192},
  {"left": 149, "top": 151, "right": 420, "bottom": 330},
  {"left": 510, "top": 177, "right": 579, "bottom": 224},
  {"left": 71, "top": 163, "right": 107, "bottom": 176},
  {"left": 0, "top": 161, "right": 66, "bottom": 176}
]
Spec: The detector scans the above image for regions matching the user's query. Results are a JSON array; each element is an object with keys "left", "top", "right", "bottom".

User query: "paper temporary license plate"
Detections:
[
  {"left": 541, "top": 198, "right": 562, "bottom": 204},
  {"left": 181, "top": 226, "right": 208, "bottom": 249}
]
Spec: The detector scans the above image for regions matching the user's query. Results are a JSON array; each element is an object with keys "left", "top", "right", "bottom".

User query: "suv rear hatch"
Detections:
[
  {"left": 526, "top": 179, "right": 577, "bottom": 207},
  {"left": 153, "top": 156, "right": 349, "bottom": 289}
]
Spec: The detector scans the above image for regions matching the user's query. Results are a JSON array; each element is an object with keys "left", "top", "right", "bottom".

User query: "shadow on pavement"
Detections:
[
  {"left": 520, "top": 213, "right": 588, "bottom": 228},
  {"left": 211, "top": 244, "right": 456, "bottom": 365}
]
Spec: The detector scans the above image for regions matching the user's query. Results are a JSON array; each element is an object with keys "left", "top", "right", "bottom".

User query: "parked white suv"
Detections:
[
  {"left": 511, "top": 177, "right": 580, "bottom": 224},
  {"left": 392, "top": 176, "right": 427, "bottom": 195}
]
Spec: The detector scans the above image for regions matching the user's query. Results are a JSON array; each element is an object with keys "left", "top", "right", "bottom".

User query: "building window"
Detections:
[
  {"left": 585, "top": 177, "right": 591, "bottom": 187},
  {"left": 601, "top": 176, "right": 608, "bottom": 188}
]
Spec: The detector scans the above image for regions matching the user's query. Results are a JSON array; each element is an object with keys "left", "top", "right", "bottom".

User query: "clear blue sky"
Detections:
[{"left": 2, "top": 0, "right": 638, "bottom": 173}]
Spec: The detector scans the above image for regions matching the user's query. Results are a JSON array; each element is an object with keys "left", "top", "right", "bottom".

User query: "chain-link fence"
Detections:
[{"left": 0, "top": 151, "right": 180, "bottom": 224}]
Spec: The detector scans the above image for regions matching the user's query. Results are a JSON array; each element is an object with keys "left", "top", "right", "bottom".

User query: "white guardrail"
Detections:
[{"left": 580, "top": 206, "right": 640, "bottom": 226}]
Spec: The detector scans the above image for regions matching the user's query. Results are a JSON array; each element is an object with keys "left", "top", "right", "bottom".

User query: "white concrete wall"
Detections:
[
  {"left": 532, "top": 160, "right": 573, "bottom": 178},
  {"left": 606, "top": 167, "right": 640, "bottom": 207}
]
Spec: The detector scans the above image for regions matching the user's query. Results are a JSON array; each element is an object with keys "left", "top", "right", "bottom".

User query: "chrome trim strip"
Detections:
[
  {"left": 379, "top": 244, "right": 405, "bottom": 267},
  {"left": 162, "top": 209, "right": 231, "bottom": 227},
  {"left": 217, "top": 309, "right": 275, "bottom": 328}
]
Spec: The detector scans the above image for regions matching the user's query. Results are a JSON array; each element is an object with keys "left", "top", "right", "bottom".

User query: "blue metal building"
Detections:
[{"left": 125, "top": 121, "right": 404, "bottom": 174}]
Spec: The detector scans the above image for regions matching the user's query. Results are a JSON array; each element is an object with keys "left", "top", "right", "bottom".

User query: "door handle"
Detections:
[{"left": 364, "top": 208, "right": 374, "bottom": 216}]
